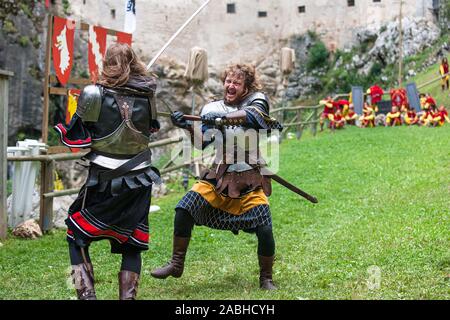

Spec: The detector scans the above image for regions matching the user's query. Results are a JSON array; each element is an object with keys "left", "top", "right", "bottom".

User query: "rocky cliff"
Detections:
[{"left": 0, "top": 1, "right": 47, "bottom": 144}]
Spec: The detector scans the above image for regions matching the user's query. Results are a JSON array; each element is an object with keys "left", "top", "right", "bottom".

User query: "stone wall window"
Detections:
[
  {"left": 227, "top": 3, "right": 236, "bottom": 14},
  {"left": 298, "top": 6, "right": 306, "bottom": 13},
  {"left": 110, "top": 9, "right": 116, "bottom": 19},
  {"left": 348, "top": 0, "right": 355, "bottom": 7},
  {"left": 258, "top": 11, "right": 268, "bottom": 18}
]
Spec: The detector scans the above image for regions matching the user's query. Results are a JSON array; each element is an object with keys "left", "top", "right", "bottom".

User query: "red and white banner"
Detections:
[
  {"left": 52, "top": 16, "right": 76, "bottom": 85},
  {"left": 88, "top": 25, "right": 108, "bottom": 83},
  {"left": 116, "top": 31, "right": 132, "bottom": 46}
]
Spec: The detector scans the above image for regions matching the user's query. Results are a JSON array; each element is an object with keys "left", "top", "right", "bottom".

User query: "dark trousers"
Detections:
[
  {"left": 174, "top": 208, "right": 275, "bottom": 256},
  {"left": 68, "top": 242, "right": 142, "bottom": 274}
]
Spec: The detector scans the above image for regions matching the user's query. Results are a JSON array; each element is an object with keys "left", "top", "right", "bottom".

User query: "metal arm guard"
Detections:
[{"left": 76, "top": 85, "right": 102, "bottom": 122}]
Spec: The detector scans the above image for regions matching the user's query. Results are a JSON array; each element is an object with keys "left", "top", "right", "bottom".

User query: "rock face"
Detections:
[
  {"left": 0, "top": 1, "right": 47, "bottom": 144},
  {"left": 349, "top": 17, "right": 443, "bottom": 83},
  {"left": 12, "top": 219, "right": 42, "bottom": 239},
  {"left": 366, "top": 17, "right": 440, "bottom": 67}
]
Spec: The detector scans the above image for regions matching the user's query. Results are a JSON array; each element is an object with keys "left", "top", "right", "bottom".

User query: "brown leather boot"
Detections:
[
  {"left": 151, "top": 236, "right": 190, "bottom": 279},
  {"left": 258, "top": 255, "right": 277, "bottom": 290},
  {"left": 71, "top": 263, "right": 97, "bottom": 300},
  {"left": 118, "top": 270, "right": 140, "bottom": 300}
]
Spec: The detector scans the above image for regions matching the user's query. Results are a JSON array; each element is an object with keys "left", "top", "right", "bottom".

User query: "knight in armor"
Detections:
[
  {"left": 54, "top": 43, "right": 161, "bottom": 300},
  {"left": 151, "top": 63, "right": 283, "bottom": 290}
]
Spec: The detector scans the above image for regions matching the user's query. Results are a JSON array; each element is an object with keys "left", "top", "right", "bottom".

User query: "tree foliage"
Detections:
[{"left": 307, "top": 41, "right": 329, "bottom": 71}]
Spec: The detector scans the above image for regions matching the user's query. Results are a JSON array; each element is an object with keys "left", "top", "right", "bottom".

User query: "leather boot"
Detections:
[
  {"left": 118, "top": 270, "right": 140, "bottom": 300},
  {"left": 151, "top": 236, "right": 190, "bottom": 279},
  {"left": 71, "top": 263, "right": 97, "bottom": 300},
  {"left": 258, "top": 255, "right": 277, "bottom": 290}
]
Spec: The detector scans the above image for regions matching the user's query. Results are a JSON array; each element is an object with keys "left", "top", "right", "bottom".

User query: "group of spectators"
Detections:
[
  {"left": 319, "top": 84, "right": 449, "bottom": 130},
  {"left": 319, "top": 57, "right": 450, "bottom": 130}
]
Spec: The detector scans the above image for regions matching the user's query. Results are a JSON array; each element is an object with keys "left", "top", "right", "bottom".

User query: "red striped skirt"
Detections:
[{"left": 66, "top": 164, "right": 156, "bottom": 253}]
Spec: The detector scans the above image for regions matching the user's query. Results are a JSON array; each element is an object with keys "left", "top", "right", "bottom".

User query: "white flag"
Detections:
[{"left": 124, "top": 0, "right": 136, "bottom": 33}]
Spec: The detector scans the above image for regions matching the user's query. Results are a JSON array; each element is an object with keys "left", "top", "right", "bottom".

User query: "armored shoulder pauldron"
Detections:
[{"left": 76, "top": 85, "right": 102, "bottom": 122}]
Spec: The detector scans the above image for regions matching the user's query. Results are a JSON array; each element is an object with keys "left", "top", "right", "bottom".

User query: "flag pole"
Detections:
[{"left": 146, "top": 0, "right": 212, "bottom": 70}]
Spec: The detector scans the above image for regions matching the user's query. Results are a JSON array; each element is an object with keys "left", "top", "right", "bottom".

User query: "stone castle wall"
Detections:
[{"left": 66, "top": 0, "right": 437, "bottom": 67}]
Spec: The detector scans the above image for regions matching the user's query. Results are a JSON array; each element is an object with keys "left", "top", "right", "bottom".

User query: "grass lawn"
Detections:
[{"left": 0, "top": 126, "right": 449, "bottom": 300}]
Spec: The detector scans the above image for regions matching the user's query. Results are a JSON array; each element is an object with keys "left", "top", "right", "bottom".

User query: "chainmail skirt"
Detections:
[{"left": 176, "top": 190, "right": 272, "bottom": 234}]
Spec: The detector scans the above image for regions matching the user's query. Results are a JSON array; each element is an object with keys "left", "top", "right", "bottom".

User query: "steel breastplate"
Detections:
[
  {"left": 91, "top": 119, "right": 149, "bottom": 155},
  {"left": 87, "top": 87, "right": 153, "bottom": 156},
  {"left": 202, "top": 99, "right": 265, "bottom": 172}
]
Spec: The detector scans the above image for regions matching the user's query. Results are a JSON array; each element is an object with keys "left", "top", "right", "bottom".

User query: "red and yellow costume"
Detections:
[
  {"left": 336, "top": 100, "right": 350, "bottom": 116},
  {"left": 319, "top": 97, "right": 337, "bottom": 130},
  {"left": 404, "top": 110, "right": 419, "bottom": 125},
  {"left": 419, "top": 95, "right": 427, "bottom": 110},
  {"left": 320, "top": 98, "right": 336, "bottom": 119},
  {"left": 385, "top": 110, "right": 402, "bottom": 126},
  {"left": 420, "top": 109, "right": 435, "bottom": 126},
  {"left": 423, "top": 95, "right": 437, "bottom": 111},
  {"left": 345, "top": 109, "right": 358, "bottom": 125},
  {"left": 432, "top": 107, "right": 450, "bottom": 126},
  {"left": 359, "top": 105, "right": 376, "bottom": 127},
  {"left": 440, "top": 60, "right": 449, "bottom": 88},
  {"left": 330, "top": 112, "right": 345, "bottom": 129}
]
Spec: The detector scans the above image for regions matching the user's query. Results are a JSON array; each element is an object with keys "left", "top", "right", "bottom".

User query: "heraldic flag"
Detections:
[
  {"left": 116, "top": 31, "right": 133, "bottom": 46},
  {"left": 88, "top": 25, "right": 107, "bottom": 83},
  {"left": 52, "top": 16, "right": 75, "bottom": 85}
]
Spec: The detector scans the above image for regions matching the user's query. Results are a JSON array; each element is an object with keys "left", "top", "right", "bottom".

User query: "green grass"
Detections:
[{"left": 0, "top": 126, "right": 449, "bottom": 300}]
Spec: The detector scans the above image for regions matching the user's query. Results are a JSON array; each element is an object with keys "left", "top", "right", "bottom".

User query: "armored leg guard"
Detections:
[
  {"left": 151, "top": 236, "right": 190, "bottom": 279},
  {"left": 71, "top": 263, "right": 97, "bottom": 300},
  {"left": 118, "top": 270, "right": 140, "bottom": 300},
  {"left": 258, "top": 255, "right": 277, "bottom": 290}
]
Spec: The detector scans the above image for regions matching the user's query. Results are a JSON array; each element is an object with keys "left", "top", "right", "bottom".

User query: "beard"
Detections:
[{"left": 224, "top": 88, "right": 248, "bottom": 105}]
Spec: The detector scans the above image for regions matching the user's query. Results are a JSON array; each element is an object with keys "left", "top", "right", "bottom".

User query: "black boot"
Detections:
[
  {"left": 258, "top": 255, "right": 277, "bottom": 290},
  {"left": 118, "top": 270, "right": 140, "bottom": 300},
  {"left": 71, "top": 263, "right": 97, "bottom": 300},
  {"left": 151, "top": 236, "right": 190, "bottom": 279}
]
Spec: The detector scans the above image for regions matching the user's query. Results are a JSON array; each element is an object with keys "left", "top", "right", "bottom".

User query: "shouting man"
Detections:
[{"left": 151, "top": 63, "right": 283, "bottom": 290}]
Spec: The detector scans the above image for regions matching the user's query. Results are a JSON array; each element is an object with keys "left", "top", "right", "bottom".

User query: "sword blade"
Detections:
[
  {"left": 266, "top": 171, "right": 318, "bottom": 204},
  {"left": 146, "top": 0, "right": 213, "bottom": 70}
]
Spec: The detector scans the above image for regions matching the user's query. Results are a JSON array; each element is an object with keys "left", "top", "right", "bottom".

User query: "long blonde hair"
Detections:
[{"left": 98, "top": 43, "right": 147, "bottom": 87}]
